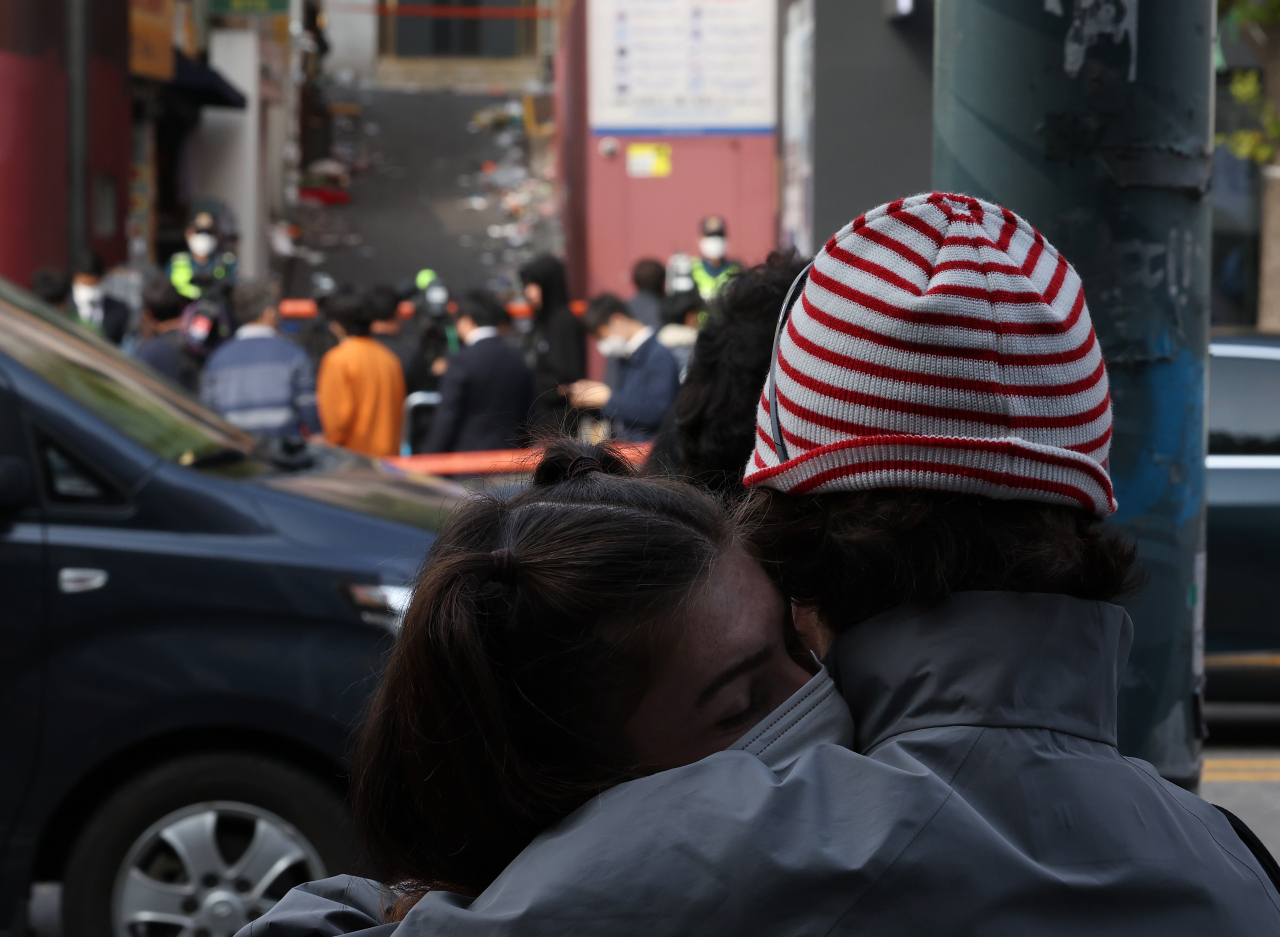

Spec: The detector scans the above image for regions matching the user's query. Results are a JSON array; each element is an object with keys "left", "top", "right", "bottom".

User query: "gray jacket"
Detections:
[{"left": 245, "top": 592, "right": 1280, "bottom": 935}]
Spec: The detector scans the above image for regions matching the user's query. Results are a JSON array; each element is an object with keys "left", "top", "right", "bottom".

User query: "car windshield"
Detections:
[{"left": 0, "top": 277, "right": 255, "bottom": 466}]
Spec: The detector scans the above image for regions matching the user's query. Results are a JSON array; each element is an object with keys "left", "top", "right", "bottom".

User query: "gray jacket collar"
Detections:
[
  {"left": 832, "top": 591, "right": 1132, "bottom": 754},
  {"left": 727, "top": 663, "right": 854, "bottom": 770}
]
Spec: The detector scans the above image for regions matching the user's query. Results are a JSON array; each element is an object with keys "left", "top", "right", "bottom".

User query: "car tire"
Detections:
[{"left": 62, "top": 752, "right": 357, "bottom": 937}]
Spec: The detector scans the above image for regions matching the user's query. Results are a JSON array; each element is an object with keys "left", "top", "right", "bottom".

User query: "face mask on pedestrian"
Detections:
[
  {"left": 699, "top": 236, "right": 727, "bottom": 261},
  {"left": 597, "top": 334, "right": 629, "bottom": 358},
  {"left": 71, "top": 282, "right": 104, "bottom": 324},
  {"left": 188, "top": 232, "right": 217, "bottom": 259}
]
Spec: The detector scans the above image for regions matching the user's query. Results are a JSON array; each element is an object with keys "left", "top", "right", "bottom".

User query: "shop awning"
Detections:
[{"left": 170, "top": 50, "right": 247, "bottom": 109}]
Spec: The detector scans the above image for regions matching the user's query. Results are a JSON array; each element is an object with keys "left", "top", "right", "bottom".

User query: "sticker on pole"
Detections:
[{"left": 625, "top": 143, "right": 672, "bottom": 178}]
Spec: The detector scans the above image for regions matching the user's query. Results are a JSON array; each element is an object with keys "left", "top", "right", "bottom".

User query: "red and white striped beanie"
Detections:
[{"left": 744, "top": 192, "right": 1116, "bottom": 517}]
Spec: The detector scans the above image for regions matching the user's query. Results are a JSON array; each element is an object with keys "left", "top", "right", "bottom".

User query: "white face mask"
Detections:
[
  {"left": 699, "top": 236, "right": 727, "bottom": 261},
  {"left": 71, "top": 283, "right": 104, "bottom": 324},
  {"left": 188, "top": 233, "right": 217, "bottom": 258},
  {"left": 596, "top": 334, "right": 629, "bottom": 358}
]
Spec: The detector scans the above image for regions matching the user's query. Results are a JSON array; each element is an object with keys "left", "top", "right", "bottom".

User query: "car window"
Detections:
[
  {"left": 35, "top": 433, "right": 125, "bottom": 506},
  {"left": 1208, "top": 349, "right": 1280, "bottom": 454},
  {"left": 0, "top": 279, "right": 255, "bottom": 468}
]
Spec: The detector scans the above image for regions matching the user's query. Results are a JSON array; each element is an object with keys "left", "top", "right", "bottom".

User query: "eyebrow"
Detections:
[{"left": 696, "top": 644, "right": 776, "bottom": 707}]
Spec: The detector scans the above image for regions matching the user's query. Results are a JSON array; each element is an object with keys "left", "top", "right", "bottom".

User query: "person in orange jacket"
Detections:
[{"left": 316, "top": 289, "right": 405, "bottom": 457}]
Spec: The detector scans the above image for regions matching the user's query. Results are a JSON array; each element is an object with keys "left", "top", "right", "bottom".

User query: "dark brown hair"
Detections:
[
  {"left": 581, "top": 292, "right": 631, "bottom": 333},
  {"left": 141, "top": 277, "right": 186, "bottom": 321},
  {"left": 632, "top": 258, "right": 666, "bottom": 294},
  {"left": 231, "top": 281, "right": 279, "bottom": 324},
  {"left": 647, "top": 249, "right": 807, "bottom": 490},
  {"left": 323, "top": 288, "right": 371, "bottom": 336},
  {"left": 746, "top": 488, "right": 1139, "bottom": 632},
  {"left": 352, "top": 440, "right": 734, "bottom": 914}
]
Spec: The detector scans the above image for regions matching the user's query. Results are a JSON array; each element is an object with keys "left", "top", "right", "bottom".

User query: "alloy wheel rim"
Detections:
[{"left": 111, "top": 801, "right": 327, "bottom": 937}]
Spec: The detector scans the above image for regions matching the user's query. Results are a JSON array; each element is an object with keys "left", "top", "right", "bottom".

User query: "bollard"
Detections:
[{"left": 934, "top": 0, "right": 1214, "bottom": 787}]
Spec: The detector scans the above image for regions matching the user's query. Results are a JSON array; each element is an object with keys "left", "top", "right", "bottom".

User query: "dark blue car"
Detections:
[{"left": 0, "top": 278, "right": 461, "bottom": 937}]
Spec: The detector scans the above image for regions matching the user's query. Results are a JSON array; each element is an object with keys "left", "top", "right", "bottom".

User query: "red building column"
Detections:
[{"left": 0, "top": 0, "right": 130, "bottom": 290}]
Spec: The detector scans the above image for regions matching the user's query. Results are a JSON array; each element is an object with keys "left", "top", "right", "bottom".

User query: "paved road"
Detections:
[
  {"left": 1203, "top": 711, "right": 1280, "bottom": 856},
  {"left": 299, "top": 86, "right": 557, "bottom": 300}
]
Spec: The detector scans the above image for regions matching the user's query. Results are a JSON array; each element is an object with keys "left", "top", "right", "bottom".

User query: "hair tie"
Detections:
[
  {"left": 490, "top": 548, "right": 519, "bottom": 586},
  {"left": 566, "top": 455, "right": 602, "bottom": 479}
]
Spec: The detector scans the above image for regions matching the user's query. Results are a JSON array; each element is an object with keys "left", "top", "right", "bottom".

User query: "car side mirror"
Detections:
[{"left": 0, "top": 456, "right": 33, "bottom": 507}]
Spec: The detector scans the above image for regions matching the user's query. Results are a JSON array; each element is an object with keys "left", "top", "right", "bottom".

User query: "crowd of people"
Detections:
[{"left": 33, "top": 224, "right": 722, "bottom": 461}]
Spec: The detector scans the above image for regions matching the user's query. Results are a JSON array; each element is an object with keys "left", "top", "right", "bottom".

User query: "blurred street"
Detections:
[
  {"left": 1204, "top": 710, "right": 1280, "bottom": 855},
  {"left": 292, "top": 86, "right": 558, "bottom": 298}
]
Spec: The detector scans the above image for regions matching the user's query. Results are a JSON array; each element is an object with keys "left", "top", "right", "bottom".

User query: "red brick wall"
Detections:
[{"left": 0, "top": 0, "right": 130, "bottom": 289}]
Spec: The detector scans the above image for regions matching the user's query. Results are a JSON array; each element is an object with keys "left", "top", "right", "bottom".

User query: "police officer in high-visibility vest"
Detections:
[
  {"left": 169, "top": 212, "right": 238, "bottom": 300},
  {"left": 689, "top": 215, "right": 739, "bottom": 301}
]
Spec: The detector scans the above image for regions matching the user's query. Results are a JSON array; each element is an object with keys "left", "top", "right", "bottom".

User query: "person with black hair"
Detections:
[
  {"left": 627, "top": 258, "right": 666, "bottom": 329},
  {"left": 30, "top": 267, "right": 71, "bottom": 309},
  {"left": 655, "top": 287, "right": 705, "bottom": 380},
  {"left": 366, "top": 283, "right": 418, "bottom": 376},
  {"left": 646, "top": 250, "right": 807, "bottom": 488},
  {"left": 518, "top": 254, "right": 585, "bottom": 434},
  {"left": 316, "top": 288, "right": 405, "bottom": 457},
  {"left": 134, "top": 278, "right": 200, "bottom": 392},
  {"left": 566, "top": 294, "right": 680, "bottom": 443},
  {"left": 70, "top": 252, "right": 130, "bottom": 344},
  {"left": 200, "top": 282, "right": 319, "bottom": 437},
  {"left": 422, "top": 291, "right": 534, "bottom": 454}
]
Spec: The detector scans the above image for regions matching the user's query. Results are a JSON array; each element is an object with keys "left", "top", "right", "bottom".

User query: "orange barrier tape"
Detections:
[
  {"left": 328, "top": 3, "right": 555, "bottom": 18},
  {"left": 279, "top": 299, "right": 318, "bottom": 318},
  {"left": 387, "top": 442, "right": 652, "bottom": 476}
]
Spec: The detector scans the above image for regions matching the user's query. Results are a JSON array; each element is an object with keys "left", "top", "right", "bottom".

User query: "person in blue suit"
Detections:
[{"left": 565, "top": 294, "right": 680, "bottom": 443}]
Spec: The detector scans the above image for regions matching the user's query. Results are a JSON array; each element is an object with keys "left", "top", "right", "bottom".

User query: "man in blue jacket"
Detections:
[
  {"left": 566, "top": 295, "right": 680, "bottom": 442},
  {"left": 423, "top": 291, "right": 534, "bottom": 453},
  {"left": 200, "top": 282, "right": 319, "bottom": 437}
]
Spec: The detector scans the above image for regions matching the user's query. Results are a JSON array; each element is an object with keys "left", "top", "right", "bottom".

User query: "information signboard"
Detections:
[
  {"left": 588, "top": 0, "right": 776, "bottom": 134},
  {"left": 130, "top": 0, "right": 175, "bottom": 80}
]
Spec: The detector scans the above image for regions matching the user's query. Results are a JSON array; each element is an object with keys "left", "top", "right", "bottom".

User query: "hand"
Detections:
[
  {"left": 564, "top": 379, "right": 611, "bottom": 410},
  {"left": 431, "top": 357, "right": 448, "bottom": 377}
]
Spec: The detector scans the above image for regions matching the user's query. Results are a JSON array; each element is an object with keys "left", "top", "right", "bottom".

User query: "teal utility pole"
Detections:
[{"left": 935, "top": 1, "right": 1215, "bottom": 786}]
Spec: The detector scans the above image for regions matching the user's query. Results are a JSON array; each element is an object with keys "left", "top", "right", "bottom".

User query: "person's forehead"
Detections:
[{"left": 688, "top": 550, "right": 779, "bottom": 653}]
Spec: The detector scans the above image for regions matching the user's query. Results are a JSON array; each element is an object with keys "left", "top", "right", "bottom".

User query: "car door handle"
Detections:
[{"left": 59, "top": 568, "right": 109, "bottom": 593}]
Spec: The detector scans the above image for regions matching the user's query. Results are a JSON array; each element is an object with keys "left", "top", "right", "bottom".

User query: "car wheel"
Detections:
[{"left": 62, "top": 753, "right": 357, "bottom": 937}]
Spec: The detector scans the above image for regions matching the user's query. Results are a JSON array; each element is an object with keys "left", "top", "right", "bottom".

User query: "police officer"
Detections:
[
  {"left": 688, "top": 215, "right": 740, "bottom": 301},
  {"left": 169, "top": 212, "right": 238, "bottom": 300}
]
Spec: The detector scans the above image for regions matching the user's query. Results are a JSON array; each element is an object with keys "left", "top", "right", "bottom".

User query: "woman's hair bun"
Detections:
[{"left": 532, "top": 437, "right": 636, "bottom": 487}]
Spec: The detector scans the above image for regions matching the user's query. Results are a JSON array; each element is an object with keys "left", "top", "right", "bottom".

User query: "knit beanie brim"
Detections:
[{"left": 744, "top": 192, "right": 1116, "bottom": 517}]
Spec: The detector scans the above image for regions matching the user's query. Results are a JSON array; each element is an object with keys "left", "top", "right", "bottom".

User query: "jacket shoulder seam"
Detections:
[{"left": 1123, "top": 757, "right": 1280, "bottom": 915}]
